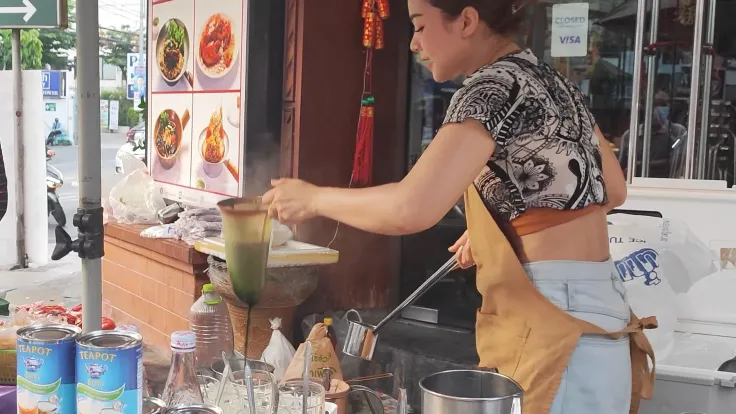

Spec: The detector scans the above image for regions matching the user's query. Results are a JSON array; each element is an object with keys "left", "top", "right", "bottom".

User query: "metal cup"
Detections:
[{"left": 342, "top": 310, "right": 378, "bottom": 360}]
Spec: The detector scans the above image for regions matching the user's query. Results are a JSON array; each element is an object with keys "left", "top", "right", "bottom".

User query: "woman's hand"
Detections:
[
  {"left": 448, "top": 230, "right": 474, "bottom": 269},
  {"left": 262, "top": 178, "right": 320, "bottom": 224}
]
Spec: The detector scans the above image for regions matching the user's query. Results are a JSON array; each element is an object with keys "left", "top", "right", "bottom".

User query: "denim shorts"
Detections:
[{"left": 524, "top": 260, "right": 632, "bottom": 414}]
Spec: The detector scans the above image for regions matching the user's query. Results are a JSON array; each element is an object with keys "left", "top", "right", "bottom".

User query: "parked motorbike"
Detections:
[{"left": 46, "top": 150, "right": 66, "bottom": 227}]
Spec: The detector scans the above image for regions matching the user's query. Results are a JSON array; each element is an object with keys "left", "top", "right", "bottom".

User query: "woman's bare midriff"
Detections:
[{"left": 509, "top": 208, "right": 611, "bottom": 264}]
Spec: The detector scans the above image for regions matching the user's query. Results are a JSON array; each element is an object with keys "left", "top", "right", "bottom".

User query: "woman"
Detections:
[{"left": 263, "top": 1, "right": 655, "bottom": 413}]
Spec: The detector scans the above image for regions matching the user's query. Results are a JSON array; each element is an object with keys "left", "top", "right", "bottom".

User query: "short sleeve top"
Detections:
[{"left": 443, "top": 49, "right": 608, "bottom": 222}]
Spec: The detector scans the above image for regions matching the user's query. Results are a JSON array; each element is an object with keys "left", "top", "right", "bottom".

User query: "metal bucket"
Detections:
[{"left": 419, "top": 370, "right": 523, "bottom": 414}]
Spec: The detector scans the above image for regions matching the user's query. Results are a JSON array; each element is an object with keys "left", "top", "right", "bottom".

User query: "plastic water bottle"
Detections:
[
  {"left": 189, "top": 283, "right": 234, "bottom": 368},
  {"left": 115, "top": 324, "right": 153, "bottom": 398},
  {"left": 162, "top": 331, "right": 204, "bottom": 406}
]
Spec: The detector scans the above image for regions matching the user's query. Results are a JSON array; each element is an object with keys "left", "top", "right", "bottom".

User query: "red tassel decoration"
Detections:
[
  {"left": 375, "top": 17, "right": 385, "bottom": 49},
  {"left": 361, "top": 0, "right": 373, "bottom": 18},
  {"left": 352, "top": 96, "right": 375, "bottom": 186},
  {"left": 376, "top": 0, "right": 390, "bottom": 19},
  {"left": 362, "top": 11, "right": 377, "bottom": 48}
]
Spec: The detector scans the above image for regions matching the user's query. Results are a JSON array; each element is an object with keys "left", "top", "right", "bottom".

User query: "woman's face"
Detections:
[{"left": 408, "top": 0, "right": 480, "bottom": 82}]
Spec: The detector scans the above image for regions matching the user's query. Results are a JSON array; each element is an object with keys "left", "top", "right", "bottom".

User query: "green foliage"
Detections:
[
  {"left": 38, "top": 0, "right": 76, "bottom": 69},
  {"left": 126, "top": 106, "right": 141, "bottom": 127},
  {"left": 100, "top": 25, "right": 137, "bottom": 80},
  {"left": 0, "top": 29, "right": 44, "bottom": 70},
  {"left": 101, "top": 88, "right": 139, "bottom": 126}
]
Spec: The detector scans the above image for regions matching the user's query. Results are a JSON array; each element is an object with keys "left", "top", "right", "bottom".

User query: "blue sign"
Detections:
[{"left": 42, "top": 70, "right": 65, "bottom": 97}]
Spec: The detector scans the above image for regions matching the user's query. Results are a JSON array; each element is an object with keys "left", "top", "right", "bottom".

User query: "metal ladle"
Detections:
[{"left": 342, "top": 256, "right": 459, "bottom": 360}]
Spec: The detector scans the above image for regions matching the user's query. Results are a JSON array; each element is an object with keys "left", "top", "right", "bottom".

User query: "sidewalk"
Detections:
[{"left": 0, "top": 243, "right": 82, "bottom": 309}]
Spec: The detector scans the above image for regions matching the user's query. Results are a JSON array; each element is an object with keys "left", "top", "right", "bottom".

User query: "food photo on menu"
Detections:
[
  {"left": 190, "top": 93, "right": 241, "bottom": 196},
  {"left": 194, "top": 0, "right": 242, "bottom": 91},
  {"left": 151, "top": 0, "right": 195, "bottom": 92},
  {"left": 150, "top": 93, "right": 194, "bottom": 187}
]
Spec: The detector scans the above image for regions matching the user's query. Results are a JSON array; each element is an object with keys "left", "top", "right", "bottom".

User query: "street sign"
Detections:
[
  {"left": 0, "top": 0, "right": 68, "bottom": 29},
  {"left": 42, "top": 70, "right": 66, "bottom": 97}
]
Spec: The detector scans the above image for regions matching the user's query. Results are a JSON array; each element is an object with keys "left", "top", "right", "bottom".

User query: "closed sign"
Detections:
[{"left": 551, "top": 3, "right": 589, "bottom": 58}]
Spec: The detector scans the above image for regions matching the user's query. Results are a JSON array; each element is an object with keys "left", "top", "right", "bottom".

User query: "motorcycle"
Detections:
[{"left": 46, "top": 150, "right": 66, "bottom": 227}]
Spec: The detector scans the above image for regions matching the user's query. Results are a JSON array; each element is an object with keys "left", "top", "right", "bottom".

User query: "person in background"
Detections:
[
  {"left": 135, "top": 76, "right": 146, "bottom": 99},
  {"left": 46, "top": 118, "right": 63, "bottom": 145},
  {"left": 263, "top": 0, "right": 655, "bottom": 413}
]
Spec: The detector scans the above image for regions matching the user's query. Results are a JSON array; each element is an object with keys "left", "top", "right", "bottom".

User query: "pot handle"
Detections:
[
  {"left": 344, "top": 309, "right": 363, "bottom": 323},
  {"left": 511, "top": 396, "right": 522, "bottom": 414}
]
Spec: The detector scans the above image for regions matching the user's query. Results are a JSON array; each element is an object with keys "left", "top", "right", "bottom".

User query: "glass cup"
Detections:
[
  {"left": 277, "top": 380, "right": 326, "bottom": 414},
  {"left": 217, "top": 197, "right": 273, "bottom": 306},
  {"left": 197, "top": 374, "right": 222, "bottom": 406},
  {"left": 221, "top": 369, "right": 276, "bottom": 414}
]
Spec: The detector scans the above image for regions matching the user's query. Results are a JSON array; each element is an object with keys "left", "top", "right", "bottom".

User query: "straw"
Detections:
[
  {"left": 302, "top": 341, "right": 312, "bottom": 414},
  {"left": 245, "top": 364, "right": 256, "bottom": 414}
]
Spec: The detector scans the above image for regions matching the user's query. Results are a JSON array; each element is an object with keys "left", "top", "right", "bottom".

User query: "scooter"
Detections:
[{"left": 46, "top": 151, "right": 66, "bottom": 227}]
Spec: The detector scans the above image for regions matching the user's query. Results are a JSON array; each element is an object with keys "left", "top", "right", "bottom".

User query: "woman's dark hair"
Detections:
[{"left": 428, "top": 0, "right": 531, "bottom": 35}]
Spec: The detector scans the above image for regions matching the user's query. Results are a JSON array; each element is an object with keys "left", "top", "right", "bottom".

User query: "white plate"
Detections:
[{"left": 196, "top": 12, "right": 239, "bottom": 79}]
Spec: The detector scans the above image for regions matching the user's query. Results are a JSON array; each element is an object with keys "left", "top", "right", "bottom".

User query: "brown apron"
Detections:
[{"left": 464, "top": 185, "right": 657, "bottom": 414}]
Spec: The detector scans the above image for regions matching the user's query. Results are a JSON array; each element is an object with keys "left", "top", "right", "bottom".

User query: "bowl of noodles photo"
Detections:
[
  {"left": 154, "top": 108, "right": 190, "bottom": 170},
  {"left": 156, "top": 18, "right": 191, "bottom": 86},
  {"left": 197, "top": 107, "right": 239, "bottom": 181},
  {"left": 197, "top": 13, "right": 239, "bottom": 79}
]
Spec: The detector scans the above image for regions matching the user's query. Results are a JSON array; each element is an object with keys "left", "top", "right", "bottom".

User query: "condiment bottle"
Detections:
[
  {"left": 324, "top": 317, "right": 338, "bottom": 350},
  {"left": 161, "top": 331, "right": 204, "bottom": 406}
]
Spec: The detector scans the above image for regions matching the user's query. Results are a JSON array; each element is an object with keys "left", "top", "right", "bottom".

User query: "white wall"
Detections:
[{"left": 0, "top": 71, "right": 48, "bottom": 267}]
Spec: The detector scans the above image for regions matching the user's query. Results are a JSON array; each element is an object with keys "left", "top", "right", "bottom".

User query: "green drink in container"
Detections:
[
  {"left": 217, "top": 197, "right": 273, "bottom": 306},
  {"left": 217, "top": 197, "right": 273, "bottom": 357}
]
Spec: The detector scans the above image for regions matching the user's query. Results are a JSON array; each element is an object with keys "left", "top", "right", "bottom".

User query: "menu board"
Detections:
[{"left": 147, "top": 0, "right": 247, "bottom": 206}]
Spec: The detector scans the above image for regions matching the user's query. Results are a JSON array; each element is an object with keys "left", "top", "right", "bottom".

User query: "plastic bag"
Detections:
[
  {"left": 282, "top": 322, "right": 343, "bottom": 383},
  {"left": 260, "top": 318, "right": 296, "bottom": 381},
  {"left": 608, "top": 214, "right": 717, "bottom": 361},
  {"left": 109, "top": 169, "right": 166, "bottom": 225}
]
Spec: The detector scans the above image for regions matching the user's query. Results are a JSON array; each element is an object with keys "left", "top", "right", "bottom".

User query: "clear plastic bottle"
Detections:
[
  {"left": 190, "top": 283, "right": 234, "bottom": 368},
  {"left": 115, "top": 324, "right": 153, "bottom": 398},
  {"left": 161, "top": 331, "right": 204, "bottom": 406}
]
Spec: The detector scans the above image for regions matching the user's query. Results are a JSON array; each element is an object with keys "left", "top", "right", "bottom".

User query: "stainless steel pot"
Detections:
[
  {"left": 342, "top": 257, "right": 458, "bottom": 360},
  {"left": 419, "top": 370, "right": 523, "bottom": 414}
]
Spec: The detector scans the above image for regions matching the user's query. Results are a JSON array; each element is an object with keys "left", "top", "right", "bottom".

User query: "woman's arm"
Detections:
[
  {"left": 312, "top": 120, "right": 496, "bottom": 235},
  {"left": 595, "top": 125, "right": 627, "bottom": 211}
]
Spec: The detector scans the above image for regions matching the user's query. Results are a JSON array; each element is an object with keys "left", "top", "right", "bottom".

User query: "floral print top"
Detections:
[{"left": 443, "top": 49, "right": 608, "bottom": 222}]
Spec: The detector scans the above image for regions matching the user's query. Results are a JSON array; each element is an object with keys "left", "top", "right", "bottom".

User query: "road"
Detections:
[{"left": 47, "top": 132, "right": 125, "bottom": 243}]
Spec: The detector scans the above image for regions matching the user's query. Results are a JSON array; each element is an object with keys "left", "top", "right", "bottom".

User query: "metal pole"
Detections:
[
  {"left": 138, "top": 0, "right": 145, "bottom": 63},
  {"left": 626, "top": 0, "right": 648, "bottom": 184},
  {"left": 696, "top": 0, "right": 717, "bottom": 179},
  {"left": 641, "top": 0, "right": 660, "bottom": 177},
  {"left": 11, "top": 29, "right": 26, "bottom": 269},
  {"left": 76, "top": 0, "right": 103, "bottom": 332},
  {"left": 684, "top": 0, "right": 707, "bottom": 179}
]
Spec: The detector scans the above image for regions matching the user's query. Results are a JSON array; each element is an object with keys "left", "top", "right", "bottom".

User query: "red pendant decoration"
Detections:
[
  {"left": 352, "top": 0, "right": 389, "bottom": 186},
  {"left": 352, "top": 96, "right": 375, "bottom": 185}
]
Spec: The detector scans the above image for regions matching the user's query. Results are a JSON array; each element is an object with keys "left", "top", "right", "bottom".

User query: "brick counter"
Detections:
[{"left": 102, "top": 221, "right": 208, "bottom": 354}]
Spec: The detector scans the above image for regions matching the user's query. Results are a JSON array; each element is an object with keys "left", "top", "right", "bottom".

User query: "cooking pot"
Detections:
[{"left": 420, "top": 370, "right": 523, "bottom": 414}]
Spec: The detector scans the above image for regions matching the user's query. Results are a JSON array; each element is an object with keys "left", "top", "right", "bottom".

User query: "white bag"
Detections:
[
  {"left": 261, "top": 318, "right": 296, "bottom": 381},
  {"left": 109, "top": 169, "right": 167, "bottom": 225},
  {"left": 608, "top": 214, "right": 717, "bottom": 361}
]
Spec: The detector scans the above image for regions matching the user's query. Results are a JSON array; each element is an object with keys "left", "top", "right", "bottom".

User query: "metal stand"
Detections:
[{"left": 51, "top": 0, "right": 104, "bottom": 333}]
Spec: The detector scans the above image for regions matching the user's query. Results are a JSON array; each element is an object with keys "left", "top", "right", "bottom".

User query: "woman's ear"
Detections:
[{"left": 459, "top": 6, "right": 481, "bottom": 38}]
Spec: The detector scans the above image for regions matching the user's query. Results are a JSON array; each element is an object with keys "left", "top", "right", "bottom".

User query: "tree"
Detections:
[
  {"left": 0, "top": 29, "right": 44, "bottom": 70},
  {"left": 100, "top": 25, "right": 137, "bottom": 80},
  {"left": 38, "top": 0, "right": 76, "bottom": 69}
]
